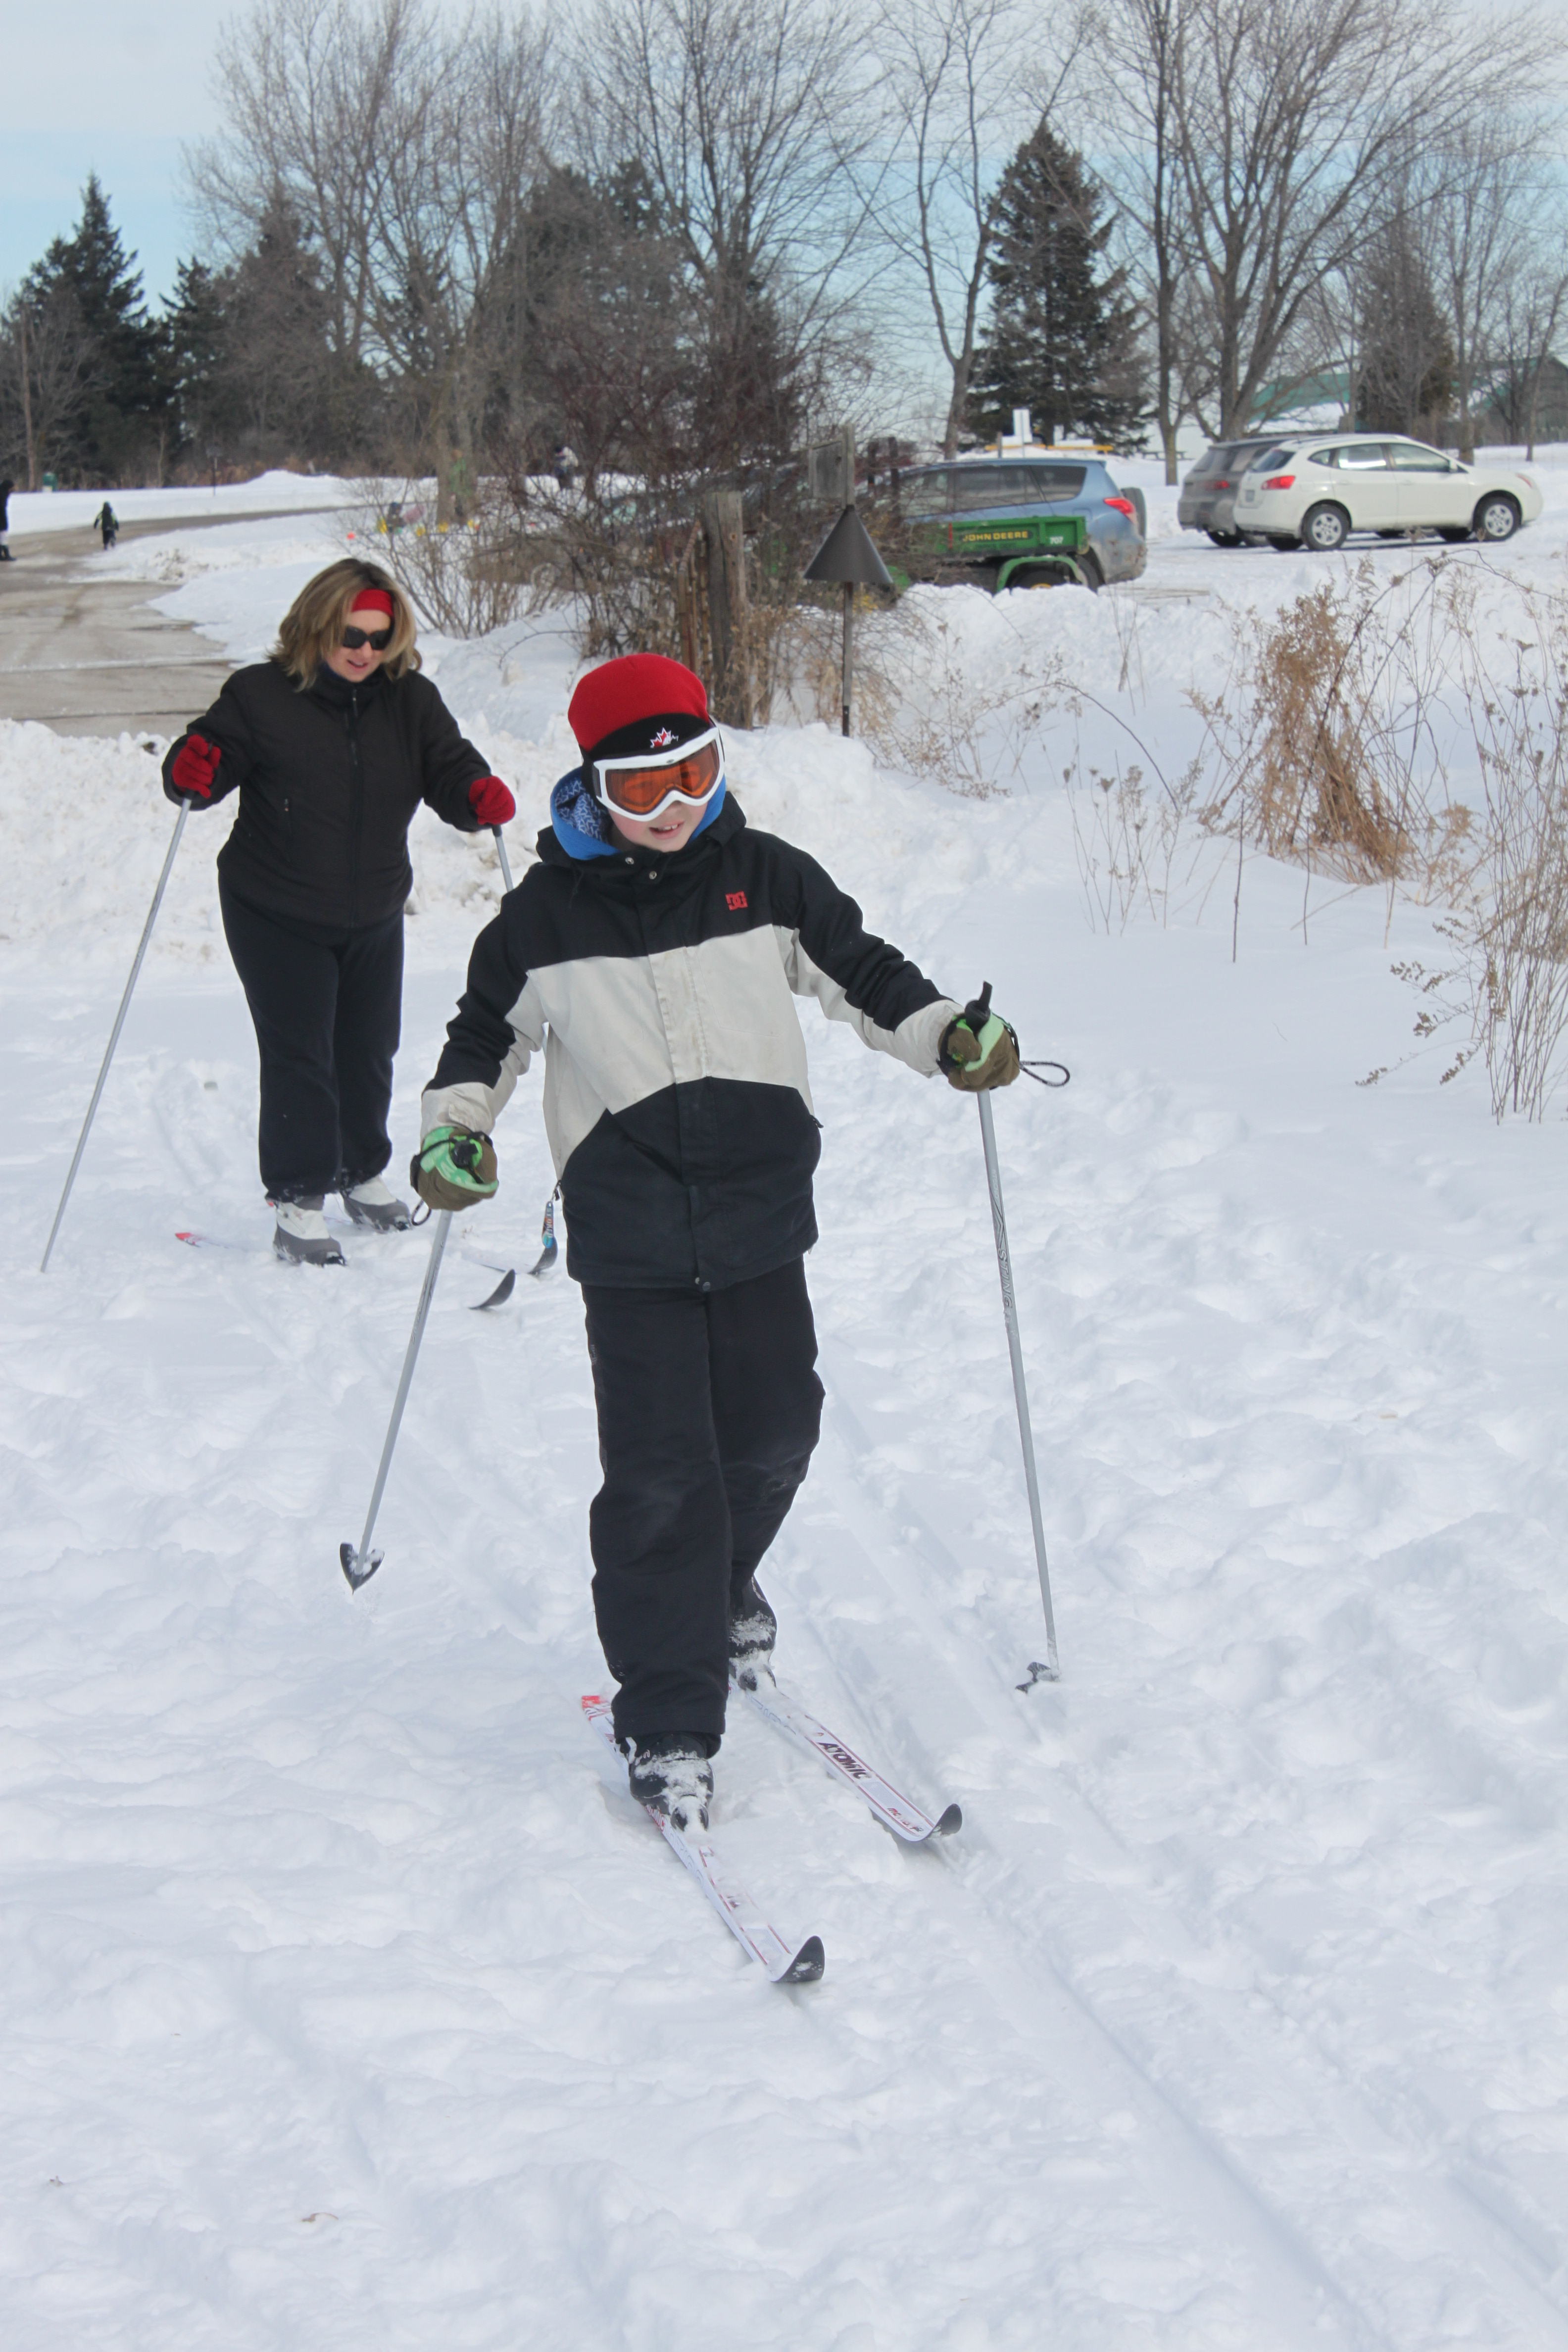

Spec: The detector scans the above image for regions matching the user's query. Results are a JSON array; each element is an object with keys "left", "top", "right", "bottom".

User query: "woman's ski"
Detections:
[
  {"left": 732, "top": 1668, "right": 962, "bottom": 1845},
  {"left": 583, "top": 1695, "right": 824, "bottom": 1984}
]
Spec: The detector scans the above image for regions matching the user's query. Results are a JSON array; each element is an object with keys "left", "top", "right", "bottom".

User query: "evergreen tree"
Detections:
[
  {"left": 21, "top": 177, "right": 169, "bottom": 481},
  {"left": 1356, "top": 227, "right": 1455, "bottom": 437},
  {"left": 164, "top": 257, "right": 238, "bottom": 461},
  {"left": 223, "top": 198, "right": 345, "bottom": 458},
  {"left": 970, "top": 121, "right": 1146, "bottom": 450}
]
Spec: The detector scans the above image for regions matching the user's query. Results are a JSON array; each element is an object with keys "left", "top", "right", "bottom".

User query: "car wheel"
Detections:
[
  {"left": 1265, "top": 535, "right": 1299, "bottom": 551},
  {"left": 1474, "top": 493, "right": 1519, "bottom": 542},
  {"left": 1302, "top": 502, "right": 1350, "bottom": 551},
  {"left": 1075, "top": 551, "right": 1104, "bottom": 593},
  {"left": 1206, "top": 529, "right": 1243, "bottom": 546},
  {"left": 1002, "top": 561, "right": 1074, "bottom": 592}
]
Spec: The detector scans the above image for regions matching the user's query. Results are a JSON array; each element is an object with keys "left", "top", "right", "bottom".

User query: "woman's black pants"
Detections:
[
  {"left": 219, "top": 879, "right": 403, "bottom": 1203},
  {"left": 582, "top": 1258, "right": 825, "bottom": 1749}
]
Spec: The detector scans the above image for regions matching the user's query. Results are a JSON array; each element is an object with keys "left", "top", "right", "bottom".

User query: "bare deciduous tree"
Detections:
[
  {"left": 574, "top": 0, "right": 878, "bottom": 460},
  {"left": 189, "top": 0, "right": 549, "bottom": 504},
  {"left": 1426, "top": 114, "right": 1551, "bottom": 464},
  {"left": 0, "top": 285, "right": 98, "bottom": 488},
  {"left": 1494, "top": 256, "right": 1568, "bottom": 456},
  {"left": 1093, "top": 0, "right": 1549, "bottom": 442},
  {"left": 1084, "top": 0, "right": 1197, "bottom": 482},
  {"left": 870, "top": 0, "right": 1068, "bottom": 459}
]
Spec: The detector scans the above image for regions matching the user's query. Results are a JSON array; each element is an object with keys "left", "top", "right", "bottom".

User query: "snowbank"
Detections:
[{"left": 4, "top": 470, "right": 356, "bottom": 542}]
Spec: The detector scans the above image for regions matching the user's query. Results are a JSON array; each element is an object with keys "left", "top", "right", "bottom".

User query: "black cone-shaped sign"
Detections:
[{"left": 804, "top": 504, "right": 893, "bottom": 588}]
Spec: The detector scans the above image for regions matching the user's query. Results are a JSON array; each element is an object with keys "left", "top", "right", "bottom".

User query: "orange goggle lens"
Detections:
[{"left": 597, "top": 736, "right": 722, "bottom": 818}]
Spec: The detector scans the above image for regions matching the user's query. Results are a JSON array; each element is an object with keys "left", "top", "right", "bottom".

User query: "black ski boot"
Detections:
[
  {"left": 271, "top": 1196, "right": 345, "bottom": 1267},
  {"left": 342, "top": 1176, "right": 413, "bottom": 1231},
  {"left": 621, "top": 1732, "right": 714, "bottom": 1832},
  {"left": 729, "top": 1578, "right": 777, "bottom": 1689}
]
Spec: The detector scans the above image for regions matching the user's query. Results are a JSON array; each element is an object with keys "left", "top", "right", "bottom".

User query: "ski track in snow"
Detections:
[{"left": 3, "top": 466, "right": 1568, "bottom": 2347}]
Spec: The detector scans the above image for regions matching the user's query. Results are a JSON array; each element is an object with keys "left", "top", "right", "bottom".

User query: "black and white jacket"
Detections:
[{"left": 422, "top": 792, "right": 959, "bottom": 1291}]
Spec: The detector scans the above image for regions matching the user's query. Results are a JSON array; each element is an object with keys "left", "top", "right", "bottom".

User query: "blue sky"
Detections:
[{"left": 4, "top": 3, "right": 229, "bottom": 309}]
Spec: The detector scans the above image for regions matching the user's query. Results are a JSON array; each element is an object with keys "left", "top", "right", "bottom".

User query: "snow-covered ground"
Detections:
[{"left": 3, "top": 465, "right": 1568, "bottom": 2349}]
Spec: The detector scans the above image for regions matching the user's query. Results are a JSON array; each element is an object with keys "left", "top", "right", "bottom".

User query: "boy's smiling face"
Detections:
[{"left": 610, "top": 800, "right": 706, "bottom": 855}]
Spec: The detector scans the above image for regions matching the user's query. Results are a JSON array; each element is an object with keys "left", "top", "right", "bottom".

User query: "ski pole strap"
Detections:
[{"left": 1020, "top": 1061, "right": 1070, "bottom": 1087}]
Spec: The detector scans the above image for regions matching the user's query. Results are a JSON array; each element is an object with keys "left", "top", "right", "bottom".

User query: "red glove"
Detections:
[
  {"left": 170, "top": 733, "right": 221, "bottom": 800},
  {"left": 468, "top": 775, "right": 516, "bottom": 827}
]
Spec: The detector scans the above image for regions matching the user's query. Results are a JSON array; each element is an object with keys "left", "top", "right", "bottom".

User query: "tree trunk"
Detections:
[
  {"left": 18, "top": 307, "right": 36, "bottom": 492},
  {"left": 434, "top": 416, "right": 456, "bottom": 526},
  {"left": 702, "top": 490, "right": 752, "bottom": 728},
  {"left": 942, "top": 354, "right": 973, "bottom": 461}
]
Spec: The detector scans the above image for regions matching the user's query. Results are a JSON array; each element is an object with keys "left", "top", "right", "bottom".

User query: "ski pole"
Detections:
[
  {"left": 340, "top": 1208, "right": 452, "bottom": 1590},
  {"left": 41, "top": 798, "right": 190, "bottom": 1273},
  {"left": 976, "top": 1085, "right": 1060, "bottom": 1684},
  {"left": 492, "top": 826, "right": 515, "bottom": 894}
]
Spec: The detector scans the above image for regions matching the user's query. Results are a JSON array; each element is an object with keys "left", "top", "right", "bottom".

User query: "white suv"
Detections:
[{"left": 1234, "top": 435, "right": 1543, "bottom": 551}]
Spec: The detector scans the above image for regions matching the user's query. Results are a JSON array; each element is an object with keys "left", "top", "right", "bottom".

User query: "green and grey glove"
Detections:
[
  {"left": 940, "top": 983, "right": 1021, "bottom": 1092},
  {"left": 410, "top": 1124, "right": 499, "bottom": 1212}
]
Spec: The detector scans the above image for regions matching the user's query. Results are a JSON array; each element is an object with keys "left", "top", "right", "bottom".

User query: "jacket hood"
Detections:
[{"left": 544, "top": 765, "right": 734, "bottom": 865}]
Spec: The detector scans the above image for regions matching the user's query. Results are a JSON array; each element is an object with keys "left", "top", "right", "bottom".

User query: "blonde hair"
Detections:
[{"left": 273, "top": 559, "right": 421, "bottom": 686}]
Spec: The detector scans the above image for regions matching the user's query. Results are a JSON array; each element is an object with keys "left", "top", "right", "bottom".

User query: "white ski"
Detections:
[
  {"left": 583, "top": 1695, "right": 824, "bottom": 1985},
  {"left": 175, "top": 1228, "right": 515, "bottom": 1308},
  {"left": 733, "top": 1668, "right": 962, "bottom": 1845}
]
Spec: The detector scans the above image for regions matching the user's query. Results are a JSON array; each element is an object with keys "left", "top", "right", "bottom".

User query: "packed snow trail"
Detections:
[{"left": 4, "top": 465, "right": 1568, "bottom": 2347}]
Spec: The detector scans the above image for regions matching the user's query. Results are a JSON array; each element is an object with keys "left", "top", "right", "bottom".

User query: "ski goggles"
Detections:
[{"left": 590, "top": 728, "right": 724, "bottom": 823}]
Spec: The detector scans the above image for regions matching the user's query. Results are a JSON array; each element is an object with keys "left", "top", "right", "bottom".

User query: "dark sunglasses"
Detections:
[{"left": 342, "top": 624, "right": 392, "bottom": 651}]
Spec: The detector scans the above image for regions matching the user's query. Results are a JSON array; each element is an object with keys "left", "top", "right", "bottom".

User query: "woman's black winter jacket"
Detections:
[{"left": 161, "top": 660, "right": 489, "bottom": 928}]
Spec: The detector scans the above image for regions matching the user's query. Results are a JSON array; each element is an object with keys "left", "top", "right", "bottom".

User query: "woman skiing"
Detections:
[
  {"left": 411, "top": 653, "right": 1019, "bottom": 1827},
  {"left": 162, "top": 558, "right": 517, "bottom": 1264}
]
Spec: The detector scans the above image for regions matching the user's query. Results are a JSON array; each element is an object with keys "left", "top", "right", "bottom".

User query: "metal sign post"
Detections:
[{"left": 803, "top": 429, "right": 891, "bottom": 739}]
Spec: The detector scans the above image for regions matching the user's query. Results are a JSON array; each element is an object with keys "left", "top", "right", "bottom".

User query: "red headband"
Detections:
[{"left": 350, "top": 589, "right": 394, "bottom": 620}]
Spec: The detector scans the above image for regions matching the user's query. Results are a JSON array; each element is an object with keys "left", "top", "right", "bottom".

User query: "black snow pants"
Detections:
[
  {"left": 582, "top": 1257, "right": 825, "bottom": 1749},
  {"left": 219, "top": 877, "right": 403, "bottom": 1203}
]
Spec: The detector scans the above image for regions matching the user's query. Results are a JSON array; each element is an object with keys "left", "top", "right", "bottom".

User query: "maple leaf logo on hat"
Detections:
[{"left": 649, "top": 727, "right": 677, "bottom": 748}]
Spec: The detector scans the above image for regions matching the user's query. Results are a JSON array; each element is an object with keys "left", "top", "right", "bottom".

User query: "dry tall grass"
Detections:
[
  {"left": 1201, "top": 558, "right": 1568, "bottom": 1119},
  {"left": 1193, "top": 563, "right": 1474, "bottom": 897}
]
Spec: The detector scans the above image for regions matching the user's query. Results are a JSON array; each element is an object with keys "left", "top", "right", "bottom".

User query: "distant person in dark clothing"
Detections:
[
  {"left": 0, "top": 478, "right": 13, "bottom": 559},
  {"left": 160, "top": 559, "right": 518, "bottom": 1265},
  {"left": 552, "top": 444, "right": 578, "bottom": 491},
  {"left": 92, "top": 501, "right": 118, "bottom": 549}
]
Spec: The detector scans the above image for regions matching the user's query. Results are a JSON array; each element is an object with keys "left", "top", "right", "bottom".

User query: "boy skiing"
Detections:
[{"left": 413, "top": 654, "right": 1019, "bottom": 1830}]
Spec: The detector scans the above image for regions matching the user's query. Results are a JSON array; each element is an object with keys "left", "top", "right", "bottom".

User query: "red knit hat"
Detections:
[
  {"left": 568, "top": 654, "right": 709, "bottom": 763},
  {"left": 351, "top": 588, "right": 394, "bottom": 619}
]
